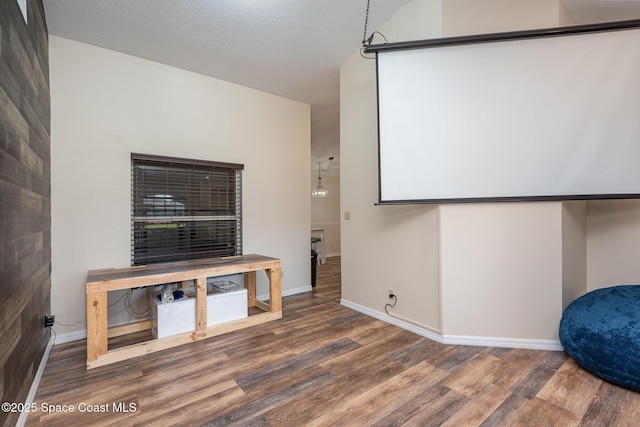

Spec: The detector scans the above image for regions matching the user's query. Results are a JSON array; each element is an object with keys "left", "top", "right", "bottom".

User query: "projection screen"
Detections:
[{"left": 369, "top": 20, "right": 640, "bottom": 204}]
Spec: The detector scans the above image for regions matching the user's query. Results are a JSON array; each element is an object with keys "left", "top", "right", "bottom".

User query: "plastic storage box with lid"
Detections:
[{"left": 150, "top": 274, "right": 247, "bottom": 339}]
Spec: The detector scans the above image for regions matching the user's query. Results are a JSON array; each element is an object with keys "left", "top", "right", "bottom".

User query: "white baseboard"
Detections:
[
  {"left": 17, "top": 333, "right": 55, "bottom": 427},
  {"left": 257, "top": 284, "right": 311, "bottom": 301},
  {"left": 442, "top": 334, "right": 563, "bottom": 351},
  {"left": 340, "top": 298, "right": 563, "bottom": 351},
  {"left": 54, "top": 328, "right": 87, "bottom": 345},
  {"left": 340, "top": 299, "right": 444, "bottom": 343}
]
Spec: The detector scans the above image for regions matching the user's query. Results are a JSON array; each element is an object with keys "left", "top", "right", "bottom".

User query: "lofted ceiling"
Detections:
[{"left": 43, "top": 0, "right": 640, "bottom": 177}]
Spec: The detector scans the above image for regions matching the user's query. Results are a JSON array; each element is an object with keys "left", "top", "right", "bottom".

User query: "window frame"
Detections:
[{"left": 131, "top": 153, "right": 244, "bottom": 266}]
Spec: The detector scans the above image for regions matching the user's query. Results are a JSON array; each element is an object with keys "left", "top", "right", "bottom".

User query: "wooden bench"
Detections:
[{"left": 85, "top": 254, "right": 281, "bottom": 369}]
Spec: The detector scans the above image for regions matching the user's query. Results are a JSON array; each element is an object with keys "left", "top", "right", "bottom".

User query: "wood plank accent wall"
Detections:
[{"left": 0, "top": 1, "right": 51, "bottom": 426}]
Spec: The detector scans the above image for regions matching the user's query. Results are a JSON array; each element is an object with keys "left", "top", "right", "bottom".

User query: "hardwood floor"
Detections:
[
  {"left": 28, "top": 257, "right": 640, "bottom": 426},
  {"left": 312, "top": 256, "right": 341, "bottom": 302}
]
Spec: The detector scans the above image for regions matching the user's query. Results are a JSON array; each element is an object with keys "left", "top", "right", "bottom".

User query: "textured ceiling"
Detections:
[
  {"left": 43, "top": 0, "right": 640, "bottom": 176},
  {"left": 43, "top": 0, "right": 414, "bottom": 175},
  {"left": 44, "top": 0, "right": 415, "bottom": 103}
]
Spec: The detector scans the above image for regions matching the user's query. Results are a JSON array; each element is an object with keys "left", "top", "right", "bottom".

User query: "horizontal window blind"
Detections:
[{"left": 131, "top": 153, "right": 243, "bottom": 265}]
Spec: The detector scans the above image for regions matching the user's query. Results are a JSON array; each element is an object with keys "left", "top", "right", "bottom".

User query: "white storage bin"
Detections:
[{"left": 150, "top": 279, "right": 247, "bottom": 339}]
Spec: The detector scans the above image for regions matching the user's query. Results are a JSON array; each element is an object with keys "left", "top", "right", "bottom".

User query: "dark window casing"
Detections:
[{"left": 131, "top": 153, "right": 243, "bottom": 265}]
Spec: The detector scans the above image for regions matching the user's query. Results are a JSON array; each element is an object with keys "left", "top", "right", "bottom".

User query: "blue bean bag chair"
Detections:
[{"left": 559, "top": 285, "right": 640, "bottom": 391}]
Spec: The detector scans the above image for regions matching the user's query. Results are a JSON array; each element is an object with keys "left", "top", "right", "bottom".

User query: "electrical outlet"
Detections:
[
  {"left": 388, "top": 288, "right": 395, "bottom": 298},
  {"left": 44, "top": 315, "right": 55, "bottom": 328}
]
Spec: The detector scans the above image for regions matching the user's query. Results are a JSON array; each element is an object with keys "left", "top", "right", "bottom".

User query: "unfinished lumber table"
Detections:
[{"left": 85, "top": 254, "right": 281, "bottom": 369}]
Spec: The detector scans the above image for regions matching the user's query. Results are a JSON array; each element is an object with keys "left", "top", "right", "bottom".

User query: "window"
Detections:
[{"left": 131, "top": 153, "right": 243, "bottom": 265}]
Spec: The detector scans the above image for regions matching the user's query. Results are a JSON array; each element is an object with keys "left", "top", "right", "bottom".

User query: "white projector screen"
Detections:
[{"left": 372, "top": 21, "right": 640, "bottom": 204}]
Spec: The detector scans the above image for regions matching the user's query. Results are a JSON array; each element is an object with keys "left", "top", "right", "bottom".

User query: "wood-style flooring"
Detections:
[
  {"left": 312, "top": 255, "right": 341, "bottom": 302},
  {"left": 28, "top": 256, "right": 640, "bottom": 426}
]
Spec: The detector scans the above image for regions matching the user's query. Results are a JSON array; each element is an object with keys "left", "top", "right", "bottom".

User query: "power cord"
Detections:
[
  {"left": 124, "top": 287, "right": 151, "bottom": 317},
  {"left": 360, "top": 31, "right": 390, "bottom": 59},
  {"left": 47, "top": 327, "right": 83, "bottom": 357},
  {"left": 48, "top": 327, "right": 60, "bottom": 356},
  {"left": 385, "top": 294, "right": 397, "bottom": 314},
  {"left": 369, "top": 31, "right": 389, "bottom": 44},
  {"left": 54, "top": 319, "right": 85, "bottom": 327}
]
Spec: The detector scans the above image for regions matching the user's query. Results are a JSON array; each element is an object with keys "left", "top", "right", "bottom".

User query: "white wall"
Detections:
[
  {"left": 341, "top": 0, "right": 443, "bottom": 332},
  {"left": 587, "top": 200, "right": 640, "bottom": 291},
  {"left": 442, "top": 0, "right": 562, "bottom": 36},
  {"left": 439, "top": 203, "right": 563, "bottom": 341},
  {"left": 562, "top": 201, "right": 587, "bottom": 309},
  {"left": 311, "top": 175, "right": 340, "bottom": 257},
  {"left": 559, "top": 1, "right": 577, "bottom": 26},
  {"left": 50, "top": 36, "right": 311, "bottom": 338}
]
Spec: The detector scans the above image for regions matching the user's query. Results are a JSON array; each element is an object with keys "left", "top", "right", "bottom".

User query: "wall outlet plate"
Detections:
[{"left": 44, "top": 315, "right": 55, "bottom": 328}]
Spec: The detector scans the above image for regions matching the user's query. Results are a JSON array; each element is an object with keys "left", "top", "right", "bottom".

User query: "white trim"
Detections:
[
  {"left": 258, "top": 285, "right": 311, "bottom": 301},
  {"left": 341, "top": 298, "right": 564, "bottom": 351},
  {"left": 325, "top": 252, "right": 341, "bottom": 258},
  {"left": 53, "top": 328, "right": 87, "bottom": 345},
  {"left": 442, "top": 334, "right": 564, "bottom": 351},
  {"left": 16, "top": 334, "right": 54, "bottom": 427},
  {"left": 311, "top": 221, "right": 340, "bottom": 227},
  {"left": 340, "top": 299, "right": 443, "bottom": 343}
]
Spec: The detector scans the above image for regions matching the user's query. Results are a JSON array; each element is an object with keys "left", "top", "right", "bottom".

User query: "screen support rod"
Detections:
[{"left": 364, "top": 18, "right": 640, "bottom": 53}]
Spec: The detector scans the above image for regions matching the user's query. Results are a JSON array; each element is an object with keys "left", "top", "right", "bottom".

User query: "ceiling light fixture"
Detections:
[{"left": 312, "top": 157, "right": 334, "bottom": 198}]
